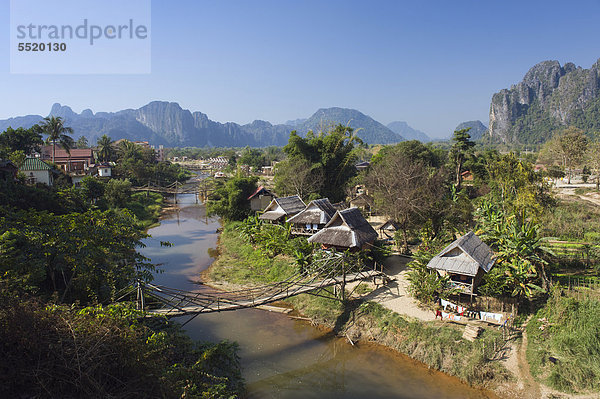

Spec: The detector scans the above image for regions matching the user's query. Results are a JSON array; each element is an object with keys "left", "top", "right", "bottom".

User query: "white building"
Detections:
[
  {"left": 98, "top": 163, "right": 113, "bottom": 177},
  {"left": 20, "top": 157, "right": 54, "bottom": 186}
]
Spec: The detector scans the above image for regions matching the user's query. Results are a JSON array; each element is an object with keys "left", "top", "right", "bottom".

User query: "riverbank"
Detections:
[{"left": 204, "top": 221, "right": 513, "bottom": 395}]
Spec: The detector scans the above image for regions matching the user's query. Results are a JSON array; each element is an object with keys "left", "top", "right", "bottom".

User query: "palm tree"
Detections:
[
  {"left": 39, "top": 116, "right": 74, "bottom": 163},
  {"left": 97, "top": 134, "right": 115, "bottom": 162},
  {"left": 118, "top": 139, "right": 141, "bottom": 160}
]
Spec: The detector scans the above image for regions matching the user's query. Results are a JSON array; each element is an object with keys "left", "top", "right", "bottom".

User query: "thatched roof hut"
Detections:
[
  {"left": 378, "top": 220, "right": 399, "bottom": 239},
  {"left": 308, "top": 207, "right": 377, "bottom": 250},
  {"left": 287, "top": 198, "right": 337, "bottom": 235},
  {"left": 258, "top": 195, "right": 306, "bottom": 222},
  {"left": 426, "top": 231, "right": 495, "bottom": 295}
]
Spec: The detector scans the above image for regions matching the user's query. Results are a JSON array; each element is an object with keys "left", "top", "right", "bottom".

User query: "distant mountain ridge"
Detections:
[
  {"left": 292, "top": 107, "right": 404, "bottom": 144},
  {"left": 386, "top": 121, "right": 430, "bottom": 142},
  {"left": 0, "top": 103, "right": 410, "bottom": 147},
  {"left": 454, "top": 120, "right": 488, "bottom": 140},
  {"left": 488, "top": 58, "right": 600, "bottom": 144}
]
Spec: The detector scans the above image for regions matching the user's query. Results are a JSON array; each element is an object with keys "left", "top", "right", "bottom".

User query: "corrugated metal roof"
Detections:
[
  {"left": 20, "top": 157, "right": 52, "bottom": 171},
  {"left": 287, "top": 198, "right": 336, "bottom": 225},
  {"left": 427, "top": 231, "right": 495, "bottom": 276}
]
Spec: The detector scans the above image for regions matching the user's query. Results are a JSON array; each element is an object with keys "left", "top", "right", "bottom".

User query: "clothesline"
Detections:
[{"left": 439, "top": 298, "right": 505, "bottom": 323}]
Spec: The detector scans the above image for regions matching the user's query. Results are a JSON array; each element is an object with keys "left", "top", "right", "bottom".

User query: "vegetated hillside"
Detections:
[
  {"left": 387, "top": 121, "right": 430, "bottom": 142},
  {"left": 454, "top": 120, "right": 488, "bottom": 140},
  {"left": 0, "top": 103, "right": 405, "bottom": 147},
  {"left": 488, "top": 58, "right": 600, "bottom": 144},
  {"left": 294, "top": 107, "right": 404, "bottom": 144}
]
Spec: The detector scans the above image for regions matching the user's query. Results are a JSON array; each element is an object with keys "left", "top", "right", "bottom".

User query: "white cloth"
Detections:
[{"left": 480, "top": 311, "right": 503, "bottom": 322}]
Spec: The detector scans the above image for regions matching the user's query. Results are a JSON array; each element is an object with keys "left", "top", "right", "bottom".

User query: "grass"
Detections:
[
  {"left": 209, "top": 221, "right": 298, "bottom": 284},
  {"left": 526, "top": 289, "right": 600, "bottom": 393},
  {"left": 540, "top": 198, "right": 600, "bottom": 241}
]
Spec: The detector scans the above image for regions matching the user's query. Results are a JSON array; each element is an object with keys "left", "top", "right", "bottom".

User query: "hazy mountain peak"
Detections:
[
  {"left": 297, "top": 107, "right": 404, "bottom": 144},
  {"left": 386, "top": 121, "right": 430, "bottom": 142},
  {"left": 454, "top": 120, "right": 488, "bottom": 140},
  {"left": 49, "top": 103, "right": 77, "bottom": 119}
]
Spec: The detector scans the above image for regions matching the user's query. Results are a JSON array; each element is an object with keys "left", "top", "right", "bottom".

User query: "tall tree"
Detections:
[
  {"left": 366, "top": 157, "right": 446, "bottom": 253},
  {"left": 39, "top": 116, "right": 74, "bottom": 163},
  {"left": 274, "top": 158, "right": 324, "bottom": 200},
  {"left": 75, "top": 136, "right": 89, "bottom": 149},
  {"left": 486, "top": 153, "right": 549, "bottom": 219},
  {"left": 207, "top": 175, "right": 258, "bottom": 221},
  {"left": 449, "top": 128, "right": 475, "bottom": 189},
  {"left": 543, "top": 126, "right": 588, "bottom": 184},
  {"left": 97, "top": 134, "right": 115, "bottom": 162},
  {"left": 586, "top": 133, "right": 600, "bottom": 190},
  {"left": 0, "top": 126, "right": 43, "bottom": 157},
  {"left": 280, "top": 125, "right": 362, "bottom": 202}
]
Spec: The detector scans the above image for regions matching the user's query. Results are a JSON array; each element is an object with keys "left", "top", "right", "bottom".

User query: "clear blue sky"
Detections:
[{"left": 1, "top": 0, "right": 599, "bottom": 138}]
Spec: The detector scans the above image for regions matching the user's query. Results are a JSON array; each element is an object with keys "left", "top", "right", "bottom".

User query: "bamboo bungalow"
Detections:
[
  {"left": 247, "top": 186, "right": 276, "bottom": 211},
  {"left": 426, "top": 231, "right": 495, "bottom": 297},
  {"left": 349, "top": 193, "right": 374, "bottom": 216},
  {"left": 378, "top": 220, "right": 399, "bottom": 240},
  {"left": 258, "top": 195, "right": 306, "bottom": 223},
  {"left": 308, "top": 207, "right": 378, "bottom": 251},
  {"left": 286, "top": 198, "right": 337, "bottom": 235}
]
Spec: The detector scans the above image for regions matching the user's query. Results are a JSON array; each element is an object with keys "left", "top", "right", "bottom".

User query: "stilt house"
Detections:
[
  {"left": 258, "top": 195, "right": 306, "bottom": 223},
  {"left": 286, "top": 198, "right": 337, "bottom": 235},
  {"left": 426, "top": 231, "right": 495, "bottom": 296},
  {"left": 308, "top": 207, "right": 378, "bottom": 251}
]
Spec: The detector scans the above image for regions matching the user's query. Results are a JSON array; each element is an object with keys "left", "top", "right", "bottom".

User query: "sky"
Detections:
[{"left": 1, "top": 0, "right": 600, "bottom": 139}]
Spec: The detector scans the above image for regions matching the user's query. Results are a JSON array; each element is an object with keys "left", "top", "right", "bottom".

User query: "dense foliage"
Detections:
[
  {"left": 276, "top": 125, "right": 362, "bottom": 202},
  {"left": 207, "top": 175, "right": 258, "bottom": 221},
  {"left": 0, "top": 298, "right": 243, "bottom": 398}
]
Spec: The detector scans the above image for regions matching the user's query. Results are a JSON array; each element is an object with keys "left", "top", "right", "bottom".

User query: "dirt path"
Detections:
[
  {"left": 347, "top": 255, "right": 436, "bottom": 321},
  {"left": 556, "top": 185, "right": 600, "bottom": 207},
  {"left": 517, "top": 319, "right": 542, "bottom": 398}
]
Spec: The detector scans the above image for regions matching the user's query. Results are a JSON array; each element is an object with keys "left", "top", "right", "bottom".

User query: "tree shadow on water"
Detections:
[{"left": 332, "top": 299, "right": 362, "bottom": 334}]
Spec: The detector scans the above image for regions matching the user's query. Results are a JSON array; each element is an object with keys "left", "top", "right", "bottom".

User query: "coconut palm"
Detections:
[
  {"left": 96, "top": 134, "right": 115, "bottom": 162},
  {"left": 39, "top": 116, "right": 74, "bottom": 163},
  {"left": 118, "top": 139, "right": 141, "bottom": 160}
]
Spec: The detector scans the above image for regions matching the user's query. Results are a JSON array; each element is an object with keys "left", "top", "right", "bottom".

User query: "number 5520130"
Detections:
[{"left": 18, "top": 42, "right": 67, "bottom": 52}]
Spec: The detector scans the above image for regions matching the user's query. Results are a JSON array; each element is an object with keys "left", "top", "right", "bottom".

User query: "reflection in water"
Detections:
[{"left": 142, "top": 194, "right": 493, "bottom": 399}]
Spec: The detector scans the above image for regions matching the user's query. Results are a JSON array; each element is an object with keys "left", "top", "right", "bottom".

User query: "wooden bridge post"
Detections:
[
  {"left": 136, "top": 281, "right": 145, "bottom": 311},
  {"left": 341, "top": 267, "right": 346, "bottom": 302}
]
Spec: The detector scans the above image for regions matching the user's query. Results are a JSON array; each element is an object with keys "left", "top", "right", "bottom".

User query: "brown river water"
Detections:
[{"left": 142, "top": 194, "right": 496, "bottom": 398}]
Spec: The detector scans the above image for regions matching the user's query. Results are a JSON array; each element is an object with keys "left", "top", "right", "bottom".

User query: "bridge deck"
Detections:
[{"left": 146, "top": 270, "right": 383, "bottom": 317}]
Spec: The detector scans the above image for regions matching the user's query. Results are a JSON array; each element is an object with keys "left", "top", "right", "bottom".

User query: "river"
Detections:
[{"left": 142, "top": 194, "right": 495, "bottom": 398}]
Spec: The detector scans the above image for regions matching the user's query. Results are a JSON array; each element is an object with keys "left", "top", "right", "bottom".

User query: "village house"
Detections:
[
  {"left": 308, "top": 207, "right": 378, "bottom": 251},
  {"left": 247, "top": 186, "right": 276, "bottom": 211},
  {"left": 426, "top": 231, "right": 495, "bottom": 298},
  {"left": 97, "top": 163, "right": 113, "bottom": 178},
  {"left": 461, "top": 170, "right": 474, "bottom": 182},
  {"left": 378, "top": 220, "right": 399, "bottom": 240},
  {"left": 40, "top": 146, "right": 94, "bottom": 175},
  {"left": 259, "top": 195, "right": 306, "bottom": 223},
  {"left": 355, "top": 161, "right": 370, "bottom": 172},
  {"left": 349, "top": 193, "right": 374, "bottom": 216},
  {"left": 20, "top": 157, "right": 54, "bottom": 186},
  {"left": 286, "top": 198, "right": 337, "bottom": 235},
  {"left": 0, "top": 159, "right": 18, "bottom": 181}
]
